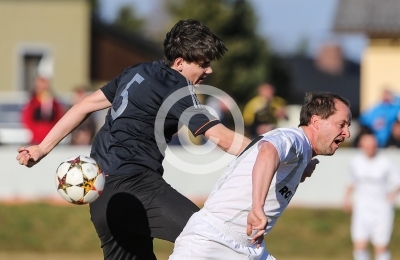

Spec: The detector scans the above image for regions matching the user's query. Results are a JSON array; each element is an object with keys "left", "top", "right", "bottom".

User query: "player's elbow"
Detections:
[{"left": 205, "top": 125, "right": 233, "bottom": 152}]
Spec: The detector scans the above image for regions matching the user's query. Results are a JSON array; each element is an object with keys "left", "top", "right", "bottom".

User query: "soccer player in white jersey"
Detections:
[
  {"left": 169, "top": 92, "right": 352, "bottom": 260},
  {"left": 344, "top": 133, "right": 400, "bottom": 260}
]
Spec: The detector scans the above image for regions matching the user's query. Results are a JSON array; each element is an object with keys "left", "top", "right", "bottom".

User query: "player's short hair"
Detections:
[
  {"left": 299, "top": 92, "right": 350, "bottom": 126},
  {"left": 163, "top": 19, "right": 227, "bottom": 67}
]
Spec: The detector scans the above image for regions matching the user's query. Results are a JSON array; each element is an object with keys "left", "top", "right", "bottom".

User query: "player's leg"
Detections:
[
  {"left": 353, "top": 241, "right": 370, "bottom": 260},
  {"left": 374, "top": 246, "right": 391, "bottom": 260},
  {"left": 89, "top": 173, "right": 158, "bottom": 260},
  {"left": 145, "top": 170, "right": 200, "bottom": 242},
  {"left": 90, "top": 170, "right": 199, "bottom": 259},
  {"left": 169, "top": 209, "right": 273, "bottom": 260},
  {"left": 351, "top": 208, "right": 371, "bottom": 260},
  {"left": 171, "top": 233, "right": 273, "bottom": 260},
  {"left": 372, "top": 206, "right": 394, "bottom": 260}
]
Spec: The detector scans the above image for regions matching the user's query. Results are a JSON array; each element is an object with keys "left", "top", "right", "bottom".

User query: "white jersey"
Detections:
[
  {"left": 204, "top": 127, "right": 313, "bottom": 235},
  {"left": 349, "top": 152, "right": 400, "bottom": 246},
  {"left": 349, "top": 152, "right": 400, "bottom": 206}
]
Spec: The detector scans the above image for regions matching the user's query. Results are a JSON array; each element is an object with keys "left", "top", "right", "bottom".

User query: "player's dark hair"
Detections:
[
  {"left": 163, "top": 19, "right": 227, "bottom": 67},
  {"left": 298, "top": 92, "right": 350, "bottom": 126}
]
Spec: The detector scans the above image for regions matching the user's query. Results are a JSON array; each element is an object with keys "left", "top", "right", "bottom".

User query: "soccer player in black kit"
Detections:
[{"left": 16, "top": 19, "right": 251, "bottom": 259}]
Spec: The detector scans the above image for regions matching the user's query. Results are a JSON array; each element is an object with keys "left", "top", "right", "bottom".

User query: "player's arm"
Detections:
[
  {"left": 387, "top": 186, "right": 400, "bottom": 202},
  {"left": 343, "top": 184, "right": 354, "bottom": 213},
  {"left": 247, "top": 141, "right": 280, "bottom": 248},
  {"left": 204, "top": 123, "right": 251, "bottom": 156},
  {"left": 173, "top": 90, "right": 250, "bottom": 155},
  {"left": 343, "top": 161, "right": 357, "bottom": 212},
  {"left": 387, "top": 165, "right": 400, "bottom": 202},
  {"left": 16, "top": 89, "right": 111, "bottom": 167},
  {"left": 300, "top": 158, "right": 320, "bottom": 182}
]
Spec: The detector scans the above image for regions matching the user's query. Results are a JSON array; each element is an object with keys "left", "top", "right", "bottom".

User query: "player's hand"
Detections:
[
  {"left": 387, "top": 191, "right": 397, "bottom": 203},
  {"left": 343, "top": 200, "right": 352, "bottom": 213},
  {"left": 247, "top": 206, "right": 267, "bottom": 248},
  {"left": 300, "top": 158, "right": 319, "bottom": 182},
  {"left": 16, "top": 145, "right": 46, "bottom": 168}
]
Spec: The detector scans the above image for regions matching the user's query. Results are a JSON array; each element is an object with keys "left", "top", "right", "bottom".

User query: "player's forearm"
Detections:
[
  {"left": 343, "top": 186, "right": 354, "bottom": 204},
  {"left": 252, "top": 142, "right": 279, "bottom": 207},
  {"left": 345, "top": 186, "right": 354, "bottom": 196},
  {"left": 39, "top": 90, "right": 111, "bottom": 154},
  {"left": 226, "top": 131, "right": 250, "bottom": 155},
  {"left": 394, "top": 186, "right": 400, "bottom": 196},
  {"left": 205, "top": 124, "right": 251, "bottom": 155}
]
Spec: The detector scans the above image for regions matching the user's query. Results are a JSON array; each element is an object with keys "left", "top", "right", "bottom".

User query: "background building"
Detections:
[
  {"left": 0, "top": 0, "right": 162, "bottom": 144},
  {"left": 0, "top": 0, "right": 90, "bottom": 94},
  {"left": 334, "top": 0, "right": 400, "bottom": 111}
]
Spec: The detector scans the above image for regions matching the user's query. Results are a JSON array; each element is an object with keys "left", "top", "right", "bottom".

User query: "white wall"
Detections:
[{"left": 4, "top": 145, "right": 400, "bottom": 207}]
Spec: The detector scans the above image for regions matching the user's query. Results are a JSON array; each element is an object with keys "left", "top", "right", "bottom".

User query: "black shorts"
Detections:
[{"left": 89, "top": 170, "right": 200, "bottom": 260}]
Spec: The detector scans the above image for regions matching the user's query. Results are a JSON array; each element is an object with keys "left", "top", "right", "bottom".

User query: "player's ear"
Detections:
[
  {"left": 173, "top": 57, "right": 184, "bottom": 72},
  {"left": 310, "top": 115, "right": 320, "bottom": 130}
]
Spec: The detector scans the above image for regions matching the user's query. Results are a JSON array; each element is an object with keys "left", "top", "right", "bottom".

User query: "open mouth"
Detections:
[
  {"left": 334, "top": 139, "right": 343, "bottom": 145},
  {"left": 195, "top": 78, "right": 204, "bottom": 84}
]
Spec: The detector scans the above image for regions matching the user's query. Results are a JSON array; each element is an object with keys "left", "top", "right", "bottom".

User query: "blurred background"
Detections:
[{"left": 1, "top": 0, "right": 400, "bottom": 259}]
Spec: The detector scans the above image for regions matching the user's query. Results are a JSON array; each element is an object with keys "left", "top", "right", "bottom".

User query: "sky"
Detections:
[{"left": 98, "top": 0, "right": 368, "bottom": 62}]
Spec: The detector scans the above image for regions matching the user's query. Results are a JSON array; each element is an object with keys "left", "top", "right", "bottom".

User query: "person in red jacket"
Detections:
[{"left": 21, "top": 76, "right": 65, "bottom": 144}]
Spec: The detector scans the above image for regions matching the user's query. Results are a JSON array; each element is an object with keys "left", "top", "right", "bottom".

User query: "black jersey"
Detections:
[{"left": 90, "top": 61, "right": 220, "bottom": 176}]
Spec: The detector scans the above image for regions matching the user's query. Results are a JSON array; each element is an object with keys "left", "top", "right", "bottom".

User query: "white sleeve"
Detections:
[
  {"left": 259, "top": 133, "right": 298, "bottom": 163},
  {"left": 387, "top": 159, "right": 400, "bottom": 189}
]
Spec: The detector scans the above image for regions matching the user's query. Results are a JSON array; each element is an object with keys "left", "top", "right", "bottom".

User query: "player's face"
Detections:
[
  {"left": 181, "top": 60, "right": 212, "bottom": 85},
  {"left": 314, "top": 101, "right": 351, "bottom": 156},
  {"left": 358, "top": 134, "right": 377, "bottom": 158}
]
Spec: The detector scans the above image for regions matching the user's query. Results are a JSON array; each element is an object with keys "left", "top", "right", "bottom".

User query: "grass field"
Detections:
[{"left": 0, "top": 203, "right": 399, "bottom": 259}]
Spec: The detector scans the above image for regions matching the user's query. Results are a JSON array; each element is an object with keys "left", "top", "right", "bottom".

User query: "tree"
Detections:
[
  {"left": 113, "top": 5, "right": 145, "bottom": 34},
  {"left": 295, "top": 36, "right": 310, "bottom": 57},
  {"left": 89, "top": 0, "right": 99, "bottom": 14},
  {"left": 165, "top": 0, "right": 273, "bottom": 107}
]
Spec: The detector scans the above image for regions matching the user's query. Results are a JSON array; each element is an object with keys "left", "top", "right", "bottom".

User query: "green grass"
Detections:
[
  {"left": 265, "top": 207, "right": 400, "bottom": 259},
  {"left": 0, "top": 204, "right": 399, "bottom": 259},
  {"left": 0, "top": 203, "right": 98, "bottom": 252}
]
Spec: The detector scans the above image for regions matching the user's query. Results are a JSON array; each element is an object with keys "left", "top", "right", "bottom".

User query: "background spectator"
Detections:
[
  {"left": 385, "top": 119, "right": 400, "bottom": 148},
  {"left": 358, "top": 89, "right": 400, "bottom": 147},
  {"left": 21, "top": 76, "right": 65, "bottom": 145},
  {"left": 69, "top": 86, "right": 97, "bottom": 145},
  {"left": 352, "top": 125, "right": 374, "bottom": 148},
  {"left": 243, "top": 83, "right": 288, "bottom": 139}
]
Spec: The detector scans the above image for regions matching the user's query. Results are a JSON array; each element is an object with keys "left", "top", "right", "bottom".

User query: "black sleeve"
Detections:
[
  {"left": 100, "top": 75, "right": 120, "bottom": 103},
  {"left": 168, "top": 86, "right": 220, "bottom": 136}
]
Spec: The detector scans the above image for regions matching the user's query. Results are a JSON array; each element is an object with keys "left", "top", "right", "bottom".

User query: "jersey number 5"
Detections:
[{"left": 111, "top": 73, "right": 144, "bottom": 121}]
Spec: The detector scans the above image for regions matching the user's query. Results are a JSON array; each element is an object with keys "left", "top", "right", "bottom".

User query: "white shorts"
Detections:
[
  {"left": 169, "top": 208, "right": 276, "bottom": 260},
  {"left": 351, "top": 203, "right": 394, "bottom": 246}
]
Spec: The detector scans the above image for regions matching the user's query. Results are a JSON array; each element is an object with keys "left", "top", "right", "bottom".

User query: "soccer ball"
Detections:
[{"left": 55, "top": 155, "right": 105, "bottom": 205}]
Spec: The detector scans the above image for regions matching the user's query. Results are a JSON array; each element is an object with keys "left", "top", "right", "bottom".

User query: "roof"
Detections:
[
  {"left": 282, "top": 56, "right": 361, "bottom": 117},
  {"left": 90, "top": 16, "right": 164, "bottom": 81},
  {"left": 334, "top": 0, "right": 400, "bottom": 36},
  {"left": 91, "top": 16, "right": 163, "bottom": 57}
]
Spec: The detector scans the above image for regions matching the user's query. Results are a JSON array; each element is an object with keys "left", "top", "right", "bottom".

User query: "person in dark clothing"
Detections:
[
  {"left": 386, "top": 120, "right": 400, "bottom": 148},
  {"left": 16, "top": 19, "right": 251, "bottom": 260}
]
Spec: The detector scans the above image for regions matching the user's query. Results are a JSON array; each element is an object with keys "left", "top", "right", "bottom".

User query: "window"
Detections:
[
  {"left": 23, "top": 54, "right": 43, "bottom": 92},
  {"left": 16, "top": 44, "right": 52, "bottom": 91}
]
